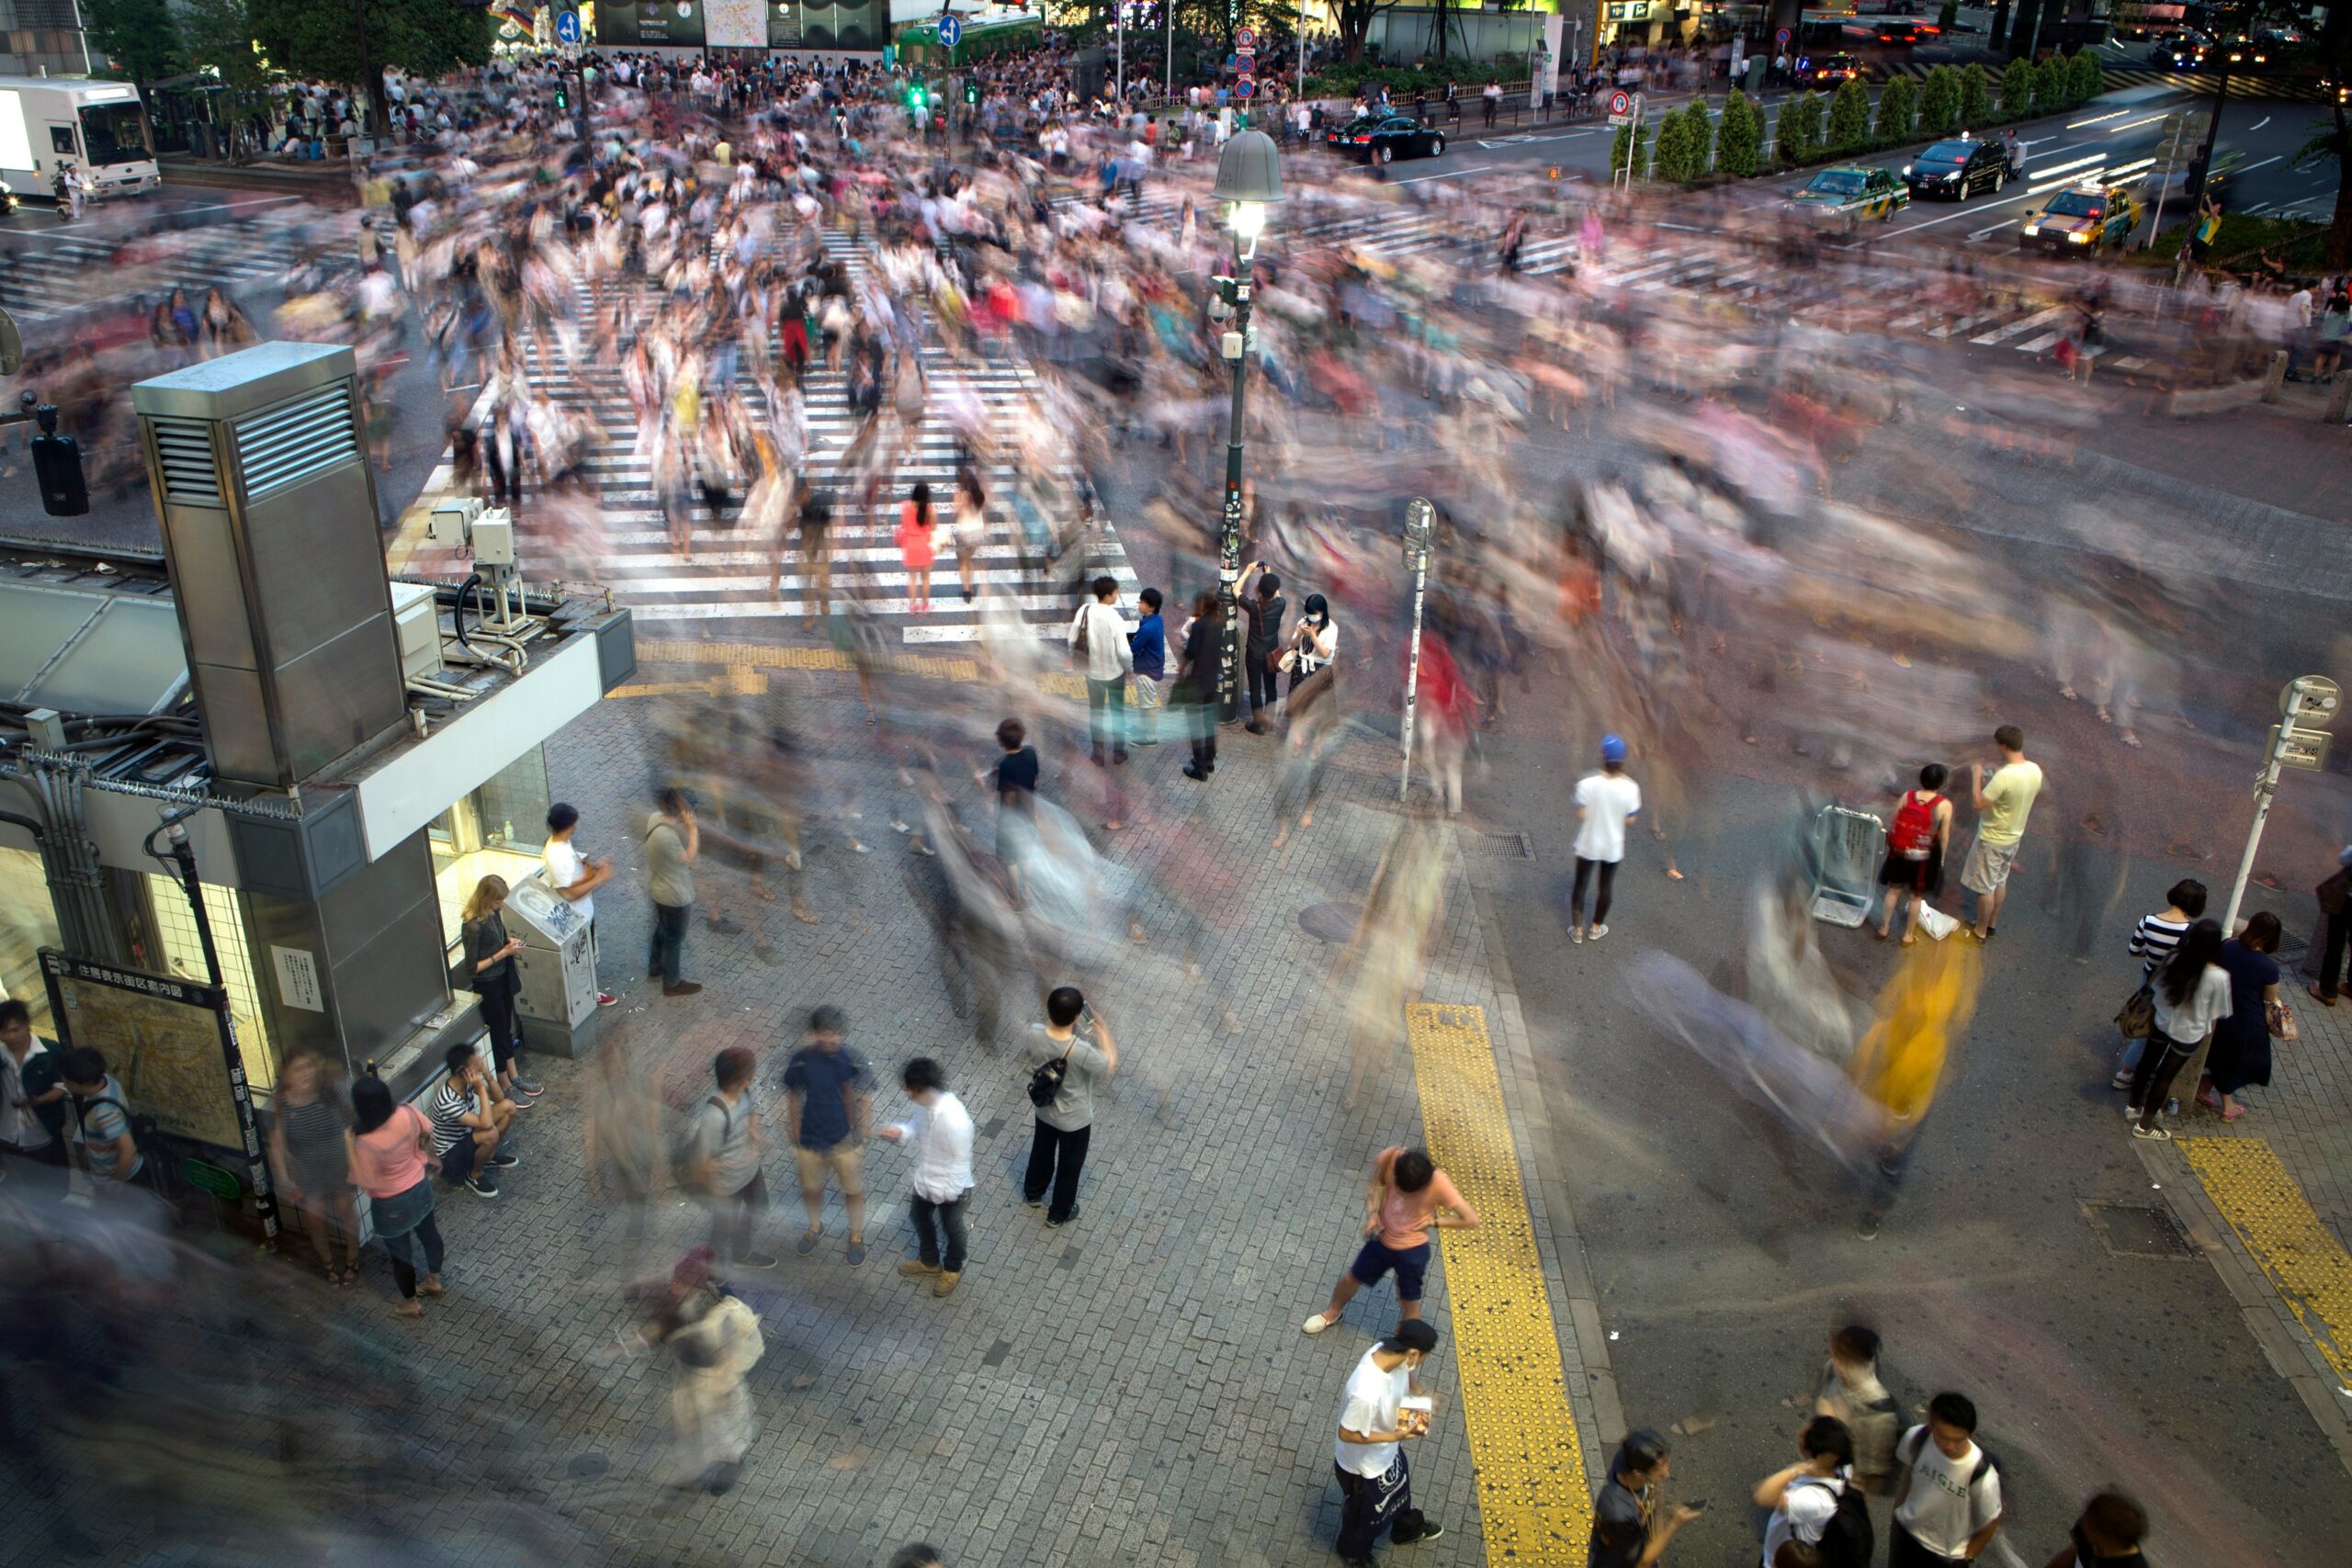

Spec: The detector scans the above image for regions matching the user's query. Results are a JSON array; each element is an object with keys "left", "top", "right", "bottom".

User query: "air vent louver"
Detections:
[
  {"left": 233, "top": 383, "right": 358, "bottom": 498},
  {"left": 150, "top": 415, "right": 221, "bottom": 505}
]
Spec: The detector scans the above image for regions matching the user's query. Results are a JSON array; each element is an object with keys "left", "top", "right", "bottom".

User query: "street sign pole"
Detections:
[
  {"left": 2222, "top": 676, "right": 2341, "bottom": 936},
  {"left": 1399, "top": 499, "right": 1435, "bottom": 803}
]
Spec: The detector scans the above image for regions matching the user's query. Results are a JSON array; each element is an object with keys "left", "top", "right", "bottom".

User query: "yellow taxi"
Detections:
[{"left": 2018, "top": 181, "right": 2143, "bottom": 256}]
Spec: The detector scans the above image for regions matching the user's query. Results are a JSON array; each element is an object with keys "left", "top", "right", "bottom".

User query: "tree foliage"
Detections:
[
  {"left": 1651, "top": 105, "right": 1692, "bottom": 182},
  {"left": 1611, "top": 118, "right": 1649, "bottom": 179},
  {"left": 1998, "top": 58, "right": 2034, "bottom": 117},
  {"left": 251, "top": 0, "right": 492, "bottom": 118},
  {"left": 85, "top": 0, "right": 187, "bottom": 86},
  {"left": 2033, "top": 54, "right": 2066, "bottom": 113},
  {"left": 1826, "top": 78, "right": 1871, "bottom": 155},
  {"left": 1716, "top": 89, "right": 1763, "bottom": 177},
  {"left": 1681, "top": 100, "right": 1714, "bottom": 179},
  {"left": 2067, "top": 49, "right": 2101, "bottom": 105},
  {"left": 1959, "top": 63, "right": 1992, "bottom": 130},
  {"left": 1873, "top": 75, "right": 1917, "bottom": 142},
  {"left": 1334, "top": 0, "right": 1399, "bottom": 63},
  {"left": 1917, "top": 65, "right": 1960, "bottom": 137},
  {"left": 1776, "top": 91, "right": 1825, "bottom": 165}
]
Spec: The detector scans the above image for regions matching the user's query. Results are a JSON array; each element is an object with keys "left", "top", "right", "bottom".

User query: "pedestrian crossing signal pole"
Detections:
[
  {"left": 2173, "top": 59, "right": 2230, "bottom": 288},
  {"left": 1209, "top": 130, "right": 1284, "bottom": 724},
  {"left": 1398, "top": 498, "right": 1435, "bottom": 802},
  {"left": 2222, "top": 676, "right": 2340, "bottom": 937}
]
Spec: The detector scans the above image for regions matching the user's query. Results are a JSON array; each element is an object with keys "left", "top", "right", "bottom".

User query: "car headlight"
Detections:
[
  {"left": 2068, "top": 231, "right": 2090, "bottom": 243},
  {"left": 1944, "top": 171, "right": 1962, "bottom": 181},
  {"left": 2022, "top": 223, "right": 2040, "bottom": 235},
  {"left": 1902, "top": 164, "right": 1913, "bottom": 176}
]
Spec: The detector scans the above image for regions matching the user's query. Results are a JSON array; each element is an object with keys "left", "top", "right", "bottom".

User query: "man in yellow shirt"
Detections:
[{"left": 1962, "top": 725, "right": 2044, "bottom": 941}]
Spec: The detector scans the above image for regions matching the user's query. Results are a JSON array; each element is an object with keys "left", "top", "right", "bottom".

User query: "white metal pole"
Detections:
[
  {"left": 2222, "top": 686, "right": 2309, "bottom": 937},
  {"left": 1118, "top": 4, "right": 1126, "bottom": 106},
  {"left": 1399, "top": 546, "right": 1430, "bottom": 802}
]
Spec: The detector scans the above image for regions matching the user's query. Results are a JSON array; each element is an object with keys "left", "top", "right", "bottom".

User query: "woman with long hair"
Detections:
[
  {"left": 1178, "top": 592, "right": 1225, "bottom": 782},
  {"left": 2128, "top": 918, "right": 2229, "bottom": 1140},
  {"left": 345, "top": 1075, "right": 445, "bottom": 1316},
  {"left": 460, "top": 875, "right": 537, "bottom": 1107},
  {"left": 896, "top": 479, "right": 939, "bottom": 615},
  {"left": 267, "top": 1050, "right": 360, "bottom": 1285},
  {"left": 2199, "top": 912, "right": 2283, "bottom": 1122}
]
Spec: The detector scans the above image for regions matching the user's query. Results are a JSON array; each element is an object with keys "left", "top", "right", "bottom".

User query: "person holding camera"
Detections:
[{"left": 1021, "top": 986, "right": 1115, "bottom": 1229}]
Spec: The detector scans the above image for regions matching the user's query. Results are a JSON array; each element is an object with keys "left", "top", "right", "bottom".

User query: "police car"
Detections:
[{"left": 2018, "top": 181, "right": 2143, "bottom": 255}]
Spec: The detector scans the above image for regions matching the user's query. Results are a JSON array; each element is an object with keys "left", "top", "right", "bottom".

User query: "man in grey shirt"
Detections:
[
  {"left": 690, "top": 1045, "right": 775, "bottom": 1271},
  {"left": 1021, "top": 985, "right": 1116, "bottom": 1228},
  {"left": 647, "top": 786, "right": 701, "bottom": 998}
]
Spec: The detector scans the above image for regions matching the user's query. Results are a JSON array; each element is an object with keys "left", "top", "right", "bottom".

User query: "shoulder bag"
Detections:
[{"left": 1028, "top": 1037, "right": 1077, "bottom": 1109}]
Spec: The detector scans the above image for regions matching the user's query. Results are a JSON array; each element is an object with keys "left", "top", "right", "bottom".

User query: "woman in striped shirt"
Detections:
[{"left": 2114, "top": 879, "right": 2207, "bottom": 1090}]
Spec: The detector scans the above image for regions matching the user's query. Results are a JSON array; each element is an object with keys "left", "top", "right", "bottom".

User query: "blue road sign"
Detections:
[
  {"left": 555, "top": 8, "right": 582, "bottom": 45},
  {"left": 936, "top": 13, "right": 962, "bottom": 48},
  {"left": 1235, "top": 76, "right": 1256, "bottom": 99}
]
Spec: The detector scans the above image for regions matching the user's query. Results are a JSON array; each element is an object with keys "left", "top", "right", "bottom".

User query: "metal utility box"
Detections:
[
  {"left": 500, "top": 872, "right": 601, "bottom": 1056},
  {"left": 132, "top": 343, "right": 408, "bottom": 790}
]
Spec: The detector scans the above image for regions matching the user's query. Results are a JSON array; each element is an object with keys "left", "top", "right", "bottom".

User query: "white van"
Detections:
[{"left": 0, "top": 77, "right": 162, "bottom": 202}]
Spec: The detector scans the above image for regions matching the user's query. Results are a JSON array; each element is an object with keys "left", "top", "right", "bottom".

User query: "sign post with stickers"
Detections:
[
  {"left": 1234, "top": 26, "right": 1256, "bottom": 121},
  {"left": 2221, "top": 675, "right": 2342, "bottom": 933}
]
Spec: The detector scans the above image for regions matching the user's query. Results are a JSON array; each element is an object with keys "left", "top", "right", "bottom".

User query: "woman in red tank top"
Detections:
[{"left": 1874, "top": 762, "right": 1953, "bottom": 945}]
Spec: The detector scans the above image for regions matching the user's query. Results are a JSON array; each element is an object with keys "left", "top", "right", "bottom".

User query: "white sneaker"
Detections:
[
  {"left": 1589, "top": 923, "right": 1609, "bottom": 941},
  {"left": 1302, "top": 1312, "right": 1338, "bottom": 1335},
  {"left": 1569, "top": 928, "right": 1585, "bottom": 945}
]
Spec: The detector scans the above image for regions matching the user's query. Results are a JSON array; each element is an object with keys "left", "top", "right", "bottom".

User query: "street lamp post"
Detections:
[{"left": 1209, "top": 127, "right": 1285, "bottom": 724}]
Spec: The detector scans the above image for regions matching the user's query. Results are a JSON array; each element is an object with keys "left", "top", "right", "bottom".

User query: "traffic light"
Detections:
[
  {"left": 555, "top": 82, "right": 569, "bottom": 111},
  {"left": 909, "top": 82, "right": 929, "bottom": 111},
  {"left": 964, "top": 80, "right": 978, "bottom": 106}
]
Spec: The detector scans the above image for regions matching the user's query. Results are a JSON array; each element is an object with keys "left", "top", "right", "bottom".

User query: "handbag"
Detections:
[
  {"left": 1275, "top": 648, "right": 1297, "bottom": 673},
  {"left": 2267, "top": 999, "right": 2299, "bottom": 1043},
  {"left": 2115, "top": 983, "right": 2155, "bottom": 1042},
  {"left": 1027, "top": 1039, "right": 1077, "bottom": 1109}
]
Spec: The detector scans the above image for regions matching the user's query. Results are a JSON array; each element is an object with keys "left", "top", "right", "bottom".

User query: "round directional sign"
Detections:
[
  {"left": 1236, "top": 26, "right": 1257, "bottom": 50},
  {"left": 1236, "top": 76, "right": 1256, "bottom": 99},
  {"left": 554, "top": 8, "right": 582, "bottom": 44},
  {"left": 936, "top": 13, "right": 962, "bottom": 48},
  {"left": 1608, "top": 88, "right": 1632, "bottom": 118}
]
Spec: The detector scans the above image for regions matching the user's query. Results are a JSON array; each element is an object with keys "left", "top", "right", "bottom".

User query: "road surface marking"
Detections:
[
  {"left": 2109, "top": 114, "right": 2168, "bottom": 132},
  {"left": 2249, "top": 116, "right": 2272, "bottom": 130},
  {"left": 1404, "top": 1001, "right": 1592, "bottom": 1567},
  {"left": 2236, "top": 155, "right": 2284, "bottom": 175},
  {"left": 2182, "top": 1137, "right": 2352, "bottom": 1390},
  {"left": 1969, "top": 220, "right": 2018, "bottom": 240},
  {"left": 2069, "top": 109, "right": 2132, "bottom": 127},
  {"left": 1390, "top": 164, "right": 1495, "bottom": 183}
]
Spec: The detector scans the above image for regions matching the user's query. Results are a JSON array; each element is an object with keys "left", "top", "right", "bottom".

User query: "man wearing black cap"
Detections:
[{"left": 1331, "top": 1318, "right": 1446, "bottom": 1564}]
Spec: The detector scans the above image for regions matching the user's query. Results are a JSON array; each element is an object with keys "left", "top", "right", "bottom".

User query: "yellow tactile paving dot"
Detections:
[
  {"left": 2181, "top": 1137, "right": 2352, "bottom": 1389},
  {"left": 1406, "top": 1002, "right": 1593, "bottom": 1565}
]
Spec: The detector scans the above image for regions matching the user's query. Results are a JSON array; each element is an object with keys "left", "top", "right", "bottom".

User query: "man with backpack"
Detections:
[
  {"left": 61, "top": 1046, "right": 142, "bottom": 1197},
  {"left": 1020, "top": 987, "right": 1115, "bottom": 1229},
  {"left": 1892, "top": 1393, "right": 2004, "bottom": 1566},
  {"left": 1753, "top": 1416, "right": 1870, "bottom": 1568},
  {"left": 685, "top": 1046, "right": 776, "bottom": 1274}
]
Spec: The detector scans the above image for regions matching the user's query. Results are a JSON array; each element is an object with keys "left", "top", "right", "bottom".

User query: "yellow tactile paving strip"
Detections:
[
  {"left": 1405, "top": 1002, "right": 1592, "bottom": 1564},
  {"left": 629, "top": 637, "right": 1088, "bottom": 697},
  {"left": 2181, "top": 1137, "right": 2352, "bottom": 1389}
]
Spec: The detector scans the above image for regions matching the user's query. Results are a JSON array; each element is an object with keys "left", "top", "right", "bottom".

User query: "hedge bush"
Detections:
[
  {"left": 1999, "top": 58, "right": 2034, "bottom": 116},
  {"left": 1611, "top": 119, "right": 1649, "bottom": 179},
  {"left": 1826, "top": 78, "right": 1871, "bottom": 155},
  {"left": 1305, "top": 55, "right": 1529, "bottom": 99},
  {"left": 1959, "top": 63, "right": 1992, "bottom": 130},
  {"left": 2034, "top": 54, "right": 2067, "bottom": 112},
  {"left": 1682, "top": 100, "right": 1715, "bottom": 177},
  {"left": 1717, "top": 89, "right": 1764, "bottom": 176},
  {"left": 1777, "top": 91, "right": 1826, "bottom": 164},
  {"left": 1874, "top": 75, "right": 1917, "bottom": 141},
  {"left": 2069, "top": 51, "right": 2101, "bottom": 103},
  {"left": 1917, "top": 65, "right": 1961, "bottom": 138}
]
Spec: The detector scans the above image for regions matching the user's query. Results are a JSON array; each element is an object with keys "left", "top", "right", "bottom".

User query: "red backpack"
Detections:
[{"left": 1890, "top": 791, "right": 1940, "bottom": 859}]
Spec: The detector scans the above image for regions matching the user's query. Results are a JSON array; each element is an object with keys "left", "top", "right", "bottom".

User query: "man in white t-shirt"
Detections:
[
  {"left": 1892, "top": 1393, "right": 2004, "bottom": 1565},
  {"left": 1569, "top": 734, "right": 1643, "bottom": 943},
  {"left": 1331, "top": 1318, "right": 1446, "bottom": 1565},
  {"left": 1752, "top": 1416, "right": 1855, "bottom": 1566},
  {"left": 543, "top": 802, "right": 617, "bottom": 1007}
]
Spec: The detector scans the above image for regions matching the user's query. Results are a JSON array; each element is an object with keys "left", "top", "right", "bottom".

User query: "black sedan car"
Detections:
[
  {"left": 1324, "top": 114, "right": 1447, "bottom": 165},
  {"left": 2150, "top": 38, "right": 2207, "bottom": 67},
  {"left": 1902, "top": 138, "right": 2009, "bottom": 201}
]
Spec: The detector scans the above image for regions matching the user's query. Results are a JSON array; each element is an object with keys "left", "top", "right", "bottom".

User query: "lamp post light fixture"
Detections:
[{"left": 1209, "top": 126, "right": 1284, "bottom": 724}]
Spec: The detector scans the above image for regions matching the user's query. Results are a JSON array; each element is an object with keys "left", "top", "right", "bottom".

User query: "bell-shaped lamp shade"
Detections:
[{"left": 1212, "top": 128, "right": 1287, "bottom": 209}]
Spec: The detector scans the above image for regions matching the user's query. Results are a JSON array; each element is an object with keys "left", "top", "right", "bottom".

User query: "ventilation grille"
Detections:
[
  {"left": 233, "top": 382, "right": 358, "bottom": 499},
  {"left": 149, "top": 416, "right": 222, "bottom": 505}
]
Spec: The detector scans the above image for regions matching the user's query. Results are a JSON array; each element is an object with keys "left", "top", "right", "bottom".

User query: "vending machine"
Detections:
[{"left": 500, "top": 873, "right": 603, "bottom": 1056}]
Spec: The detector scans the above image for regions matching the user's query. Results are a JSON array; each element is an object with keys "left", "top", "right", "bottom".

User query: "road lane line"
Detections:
[
  {"left": 1969, "top": 219, "right": 2018, "bottom": 240},
  {"left": 1405, "top": 1001, "right": 1593, "bottom": 1566},
  {"left": 1389, "top": 164, "right": 1495, "bottom": 183},
  {"left": 2182, "top": 1138, "right": 2352, "bottom": 1390}
]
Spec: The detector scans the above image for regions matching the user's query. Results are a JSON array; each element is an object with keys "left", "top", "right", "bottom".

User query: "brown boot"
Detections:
[
  {"left": 933, "top": 1269, "right": 962, "bottom": 1296},
  {"left": 898, "top": 1259, "right": 941, "bottom": 1278}
]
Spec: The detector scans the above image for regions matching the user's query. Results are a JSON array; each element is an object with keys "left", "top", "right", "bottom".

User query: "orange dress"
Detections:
[{"left": 895, "top": 501, "right": 937, "bottom": 570}]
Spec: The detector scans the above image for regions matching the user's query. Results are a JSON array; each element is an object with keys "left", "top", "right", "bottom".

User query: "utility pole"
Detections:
[{"left": 2174, "top": 59, "right": 2231, "bottom": 288}]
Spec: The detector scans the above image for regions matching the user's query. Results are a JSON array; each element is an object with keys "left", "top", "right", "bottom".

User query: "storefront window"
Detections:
[
  {"left": 428, "top": 750, "right": 554, "bottom": 959},
  {"left": 142, "top": 873, "right": 277, "bottom": 1096},
  {"left": 0, "top": 847, "right": 62, "bottom": 1032}
]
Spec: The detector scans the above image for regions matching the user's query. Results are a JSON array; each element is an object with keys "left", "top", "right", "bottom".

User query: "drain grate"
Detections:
[
  {"left": 2082, "top": 1201, "right": 2200, "bottom": 1259},
  {"left": 1465, "top": 829, "right": 1534, "bottom": 861}
]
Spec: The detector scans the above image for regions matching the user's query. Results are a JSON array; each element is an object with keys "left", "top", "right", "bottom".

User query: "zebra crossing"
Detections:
[
  {"left": 411, "top": 225, "right": 1139, "bottom": 645},
  {"left": 1072, "top": 186, "right": 1585, "bottom": 278},
  {"left": 1879, "top": 62, "right": 2330, "bottom": 101},
  {"left": 0, "top": 203, "right": 352, "bottom": 321}
]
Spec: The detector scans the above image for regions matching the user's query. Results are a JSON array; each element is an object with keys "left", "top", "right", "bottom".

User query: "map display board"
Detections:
[
  {"left": 40, "top": 950, "right": 244, "bottom": 1152},
  {"left": 707, "top": 0, "right": 764, "bottom": 46}
]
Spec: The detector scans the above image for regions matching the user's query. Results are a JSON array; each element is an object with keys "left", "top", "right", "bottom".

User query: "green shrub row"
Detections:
[{"left": 1303, "top": 55, "right": 1530, "bottom": 99}]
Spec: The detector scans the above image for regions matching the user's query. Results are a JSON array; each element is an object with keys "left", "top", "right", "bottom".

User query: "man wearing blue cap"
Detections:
[{"left": 1570, "top": 735, "right": 1642, "bottom": 943}]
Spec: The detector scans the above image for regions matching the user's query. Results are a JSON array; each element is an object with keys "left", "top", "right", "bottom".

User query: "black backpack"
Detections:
[
  {"left": 1796, "top": 1477, "right": 1873, "bottom": 1568},
  {"left": 1027, "top": 1035, "right": 1077, "bottom": 1109}
]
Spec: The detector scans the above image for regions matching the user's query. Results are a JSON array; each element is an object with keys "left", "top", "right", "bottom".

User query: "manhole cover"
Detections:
[
  {"left": 567, "top": 1452, "right": 609, "bottom": 1481},
  {"left": 2081, "top": 1201, "right": 2199, "bottom": 1260},
  {"left": 1466, "top": 830, "right": 1534, "bottom": 861},
  {"left": 1299, "top": 901, "right": 1364, "bottom": 942}
]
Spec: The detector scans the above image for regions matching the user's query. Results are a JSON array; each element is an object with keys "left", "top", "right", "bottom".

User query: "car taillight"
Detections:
[{"left": 1353, "top": 135, "right": 1372, "bottom": 142}]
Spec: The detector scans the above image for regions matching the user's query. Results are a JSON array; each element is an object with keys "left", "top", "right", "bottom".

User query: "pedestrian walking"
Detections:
[
  {"left": 0, "top": 998, "right": 68, "bottom": 1194},
  {"left": 688, "top": 1045, "right": 777, "bottom": 1272},
  {"left": 2307, "top": 843, "right": 2352, "bottom": 1007},
  {"left": 2127, "top": 918, "right": 2228, "bottom": 1140},
  {"left": 1129, "top": 587, "right": 1169, "bottom": 745},
  {"left": 1589, "top": 1429, "right": 1702, "bottom": 1568},
  {"left": 1021, "top": 987, "right": 1116, "bottom": 1228},
  {"left": 1178, "top": 591, "right": 1225, "bottom": 782},
  {"left": 1811, "top": 1324, "right": 1900, "bottom": 1494},
  {"left": 542, "top": 802, "right": 619, "bottom": 1007},
  {"left": 1302, "top": 1145, "right": 1480, "bottom": 1334},
  {"left": 62, "top": 1046, "right": 144, "bottom": 1199},
  {"left": 266, "top": 1050, "right": 361, "bottom": 1285},
  {"left": 897, "top": 479, "right": 940, "bottom": 613},
  {"left": 346, "top": 1074, "right": 446, "bottom": 1318},
  {"left": 2196, "top": 911, "right": 2282, "bottom": 1122},
  {"left": 784, "top": 1005, "right": 872, "bottom": 1264},
  {"left": 458, "top": 875, "right": 540, "bottom": 1106},
  {"left": 1238, "top": 562, "right": 1286, "bottom": 733},
  {"left": 1962, "top": 726, "right": 2043, "bottom": 941},
  {"left": 616, "top": 1246, "right": 766, "bottom": 1494},
  {"left": 951, "top": 466, "right": 988, "bottom": 604},
  {"left": 2045, "top": 1491, "right": 2147, "bottom": 1567},
  {"left": 1891, "top": 1393, "right": 2005, "bottom": 1567},
  {"left": 2111, "top": 878, "right": 2207, "bottom": 1089},
  {"left": 1873, "top": 764, "right": 1952, "bottom": 944},
  {"left": 1569, "top": 735, "right": 1642, "bottom": 942},
  {"left": 647, "top": 785, "right": 704, "bottom": 998},
  {"left": 880, "top": 1056, "right": 974, "bottom": 1296},
  {"left": 1069, "top": 574, "right": 1134, "bottom": 766},
  {"left": 582, "top": 1034, "right": 663, "bottom": 1276},
  {"left": 1753, "top": 1416, "right": 1867, "bottom": 1568},
  {"left": 1329, "top": 1317, "right": 1448, "bottom": 1566}
]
